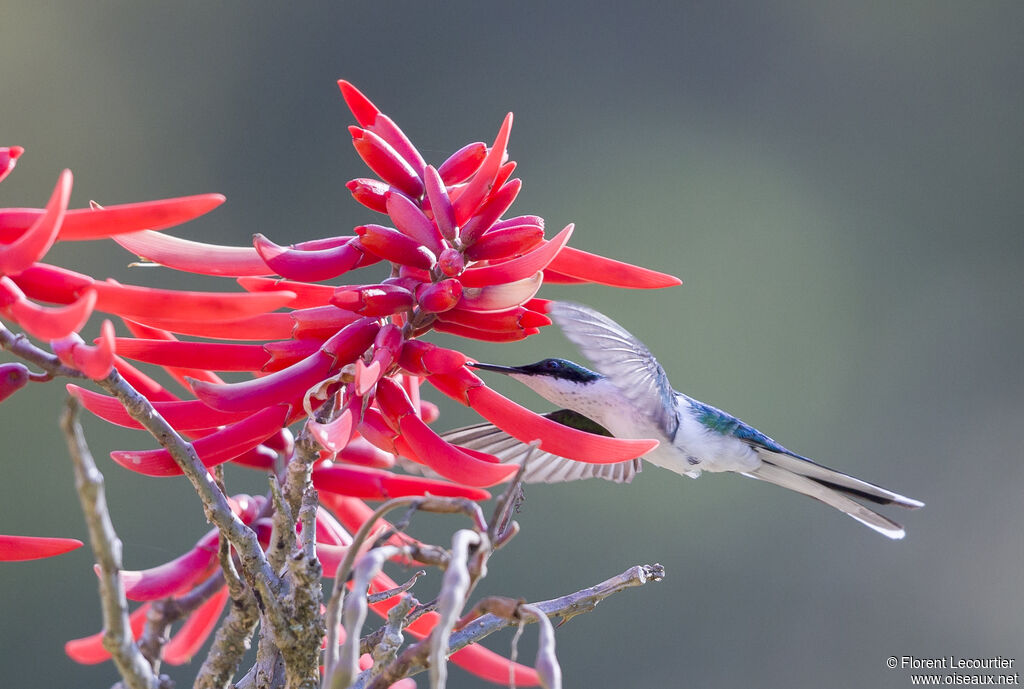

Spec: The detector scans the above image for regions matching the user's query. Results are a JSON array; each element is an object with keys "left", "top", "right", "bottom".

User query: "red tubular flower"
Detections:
[
  {"left": 416, "top": 278, "right": 462, "bottom": 313},
  {"left": 545, "top": 245, "right": 682, "bottom": 288},
  {"left": 119, "top": 529, "right": 220, "bottom": 600},
  {"left": 437, "top": 304, "right": 551, "bottom": 332},
  {"left": 437, "top": 142, "right": 487, "bottom": 185},
  {"left": 0, "top": 534, "right": 83, "bottom": 561},
  {"left": 253, "top": 234, "right": 364, "bottom": 282},
  {"left": 68, "top": 385, "right": 252, "bottom": 430},
  {"left": 464, "top": 222, "right": 545, "bottom": 261},
  {"left": 112, "top": 338, "right": 273, "bottom": 372},
  {"left": 458, "top": 224, "right": 573, "bottom": 288},
  {"left": 114, "top": 230, "right": 273, "bottom": 276},
  {"left": 458, "top": 178, "right": 522, "bottom": 246},
  {"left": 312, "top": 463, "right": 491, "bottom": 501},
  {"left": 109, "top": 404, "right": 290, "bottom": 476},
  {"left": 349, "top": 127, "right": 424, "bottom": 199},
  {"left": 346, "top": 178, "right": 392, "bottom": 213},
  {"left": 386, "top": 191, "right": 445, "bottom": 254},
  {"left": 330, "top": 283, "right": 414, "bottom": 317},
  {"left": 355, "top": 224, "right": 436, "bottom": 270}
]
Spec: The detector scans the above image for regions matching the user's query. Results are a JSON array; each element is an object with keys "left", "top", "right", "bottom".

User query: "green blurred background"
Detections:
[{"left": 2, "top": 2, "right": 1022, "bottom": 687}]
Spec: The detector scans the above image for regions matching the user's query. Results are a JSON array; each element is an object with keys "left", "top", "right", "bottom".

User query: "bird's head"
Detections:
[{"left": 469, "top": 358, "right": 603, "bottom": 401}]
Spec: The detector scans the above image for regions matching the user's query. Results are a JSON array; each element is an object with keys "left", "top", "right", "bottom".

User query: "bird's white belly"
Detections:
[
  {"left": 642, "top": 411, "right": 762, "bottom": 478},
  {"left": 532, "top": 376, "right": 762, "bottom": 478}
]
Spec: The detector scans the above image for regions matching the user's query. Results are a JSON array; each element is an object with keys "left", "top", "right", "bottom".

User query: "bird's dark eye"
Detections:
[{"left": 546, "top": 360, "right": 561, "bottom": 370}]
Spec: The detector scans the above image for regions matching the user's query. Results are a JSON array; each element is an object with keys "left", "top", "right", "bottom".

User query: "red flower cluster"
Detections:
[{"left": 0, "top": 82, "right": 679, "bottom": 682}]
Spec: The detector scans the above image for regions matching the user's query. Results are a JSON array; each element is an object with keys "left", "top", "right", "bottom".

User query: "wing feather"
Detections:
[
  {"left": 548, "top": 301, "right": 679, "bottom": 437},
  {"left": 441, "top": 421, "right": 642, "bottom": 484}
]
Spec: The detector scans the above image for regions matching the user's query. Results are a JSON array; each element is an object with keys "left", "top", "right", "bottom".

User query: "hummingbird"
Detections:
[{"left": 442, "top": 301, "right": 923, "bottom": 539}]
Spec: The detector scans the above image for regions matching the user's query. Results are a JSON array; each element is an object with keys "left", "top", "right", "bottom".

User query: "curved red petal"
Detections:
[
  {"left": 114, "top": 230, "right": 272, "bottom": 277},
  {"left": 0, "top": 169, "right": 71, "bottom": 275},
  {"left": 1, "top": 280, "right": 96, "bottom": 340},
  {"left": 0, "top": 534, "right": 82, "bottom": 561},
  {"left": 398, "top": 414, "right": 516, "bottom": 487},
  {"left": 437, "top": 305, "right": 550, "bottom": 333},
  {"left": 7, "top": 263, "right": 93, "bottom": 305},
  {"left": 545, "top": 245, "right": 681, "bottom": 288},
  {"left": 307, "top": 408, "right": 355, "bottom": 453}
]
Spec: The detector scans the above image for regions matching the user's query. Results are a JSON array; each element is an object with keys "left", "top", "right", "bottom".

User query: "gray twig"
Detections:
[{"left": 61, "top": 397, "right": 167, "bottom": 689}]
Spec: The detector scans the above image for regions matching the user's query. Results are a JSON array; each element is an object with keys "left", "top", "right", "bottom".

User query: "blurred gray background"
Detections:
[{"left": 2, "top": 2, "right": 1022, "bottom": 687}]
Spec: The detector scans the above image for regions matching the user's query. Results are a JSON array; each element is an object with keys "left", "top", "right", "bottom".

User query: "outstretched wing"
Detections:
[
  {"left": 549, "top": 301, "right": 679, "bottom": 437},
  {"left": 439, "top": 409, "right": 643, "bottom": 484}
]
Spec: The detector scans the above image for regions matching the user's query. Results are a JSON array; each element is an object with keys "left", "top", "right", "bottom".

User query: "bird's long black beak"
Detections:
[{"left": 468, "top": 361, "right": 523, "bottom": 376}]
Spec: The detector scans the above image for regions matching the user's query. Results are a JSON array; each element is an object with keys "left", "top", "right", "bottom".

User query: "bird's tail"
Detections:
[{"left": 742, "top": 457, "right": 922, "bottom": 540}]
